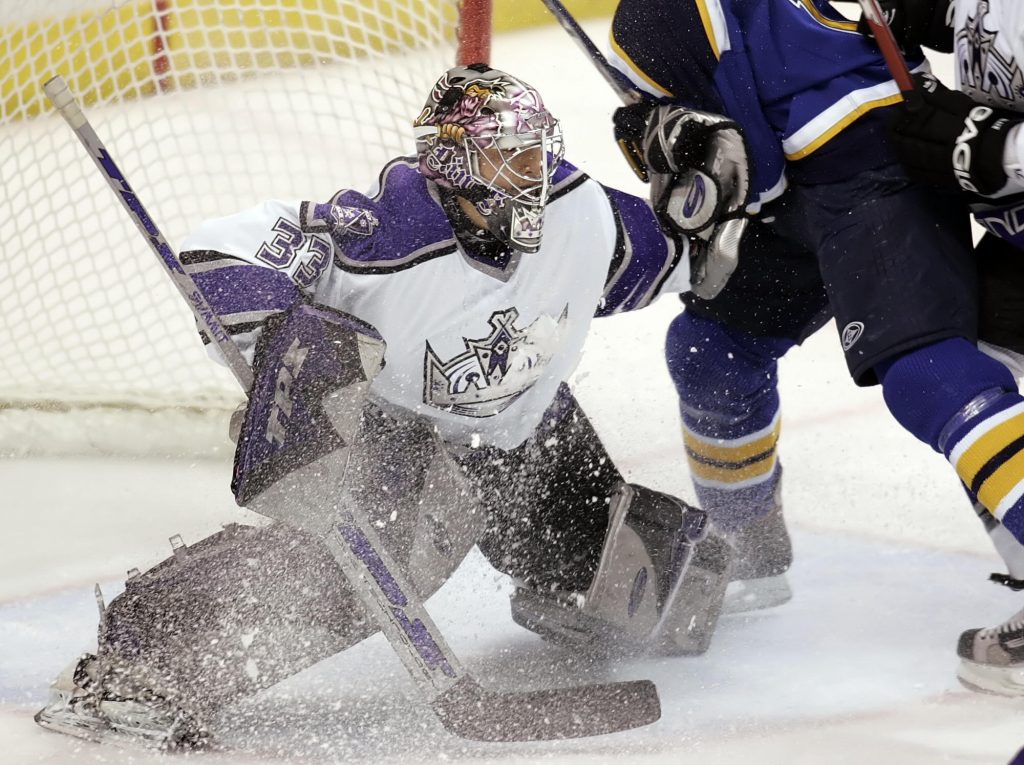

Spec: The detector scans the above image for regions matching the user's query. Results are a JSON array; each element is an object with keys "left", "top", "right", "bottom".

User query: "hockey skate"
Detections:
[
  {"left": 511, "top": 483, "right": 733, "bottom": 657},
  {"left": 957, "top": 605, "right": 1024, "bottom": 697},
  {"left": 34, "top": 654, "right": 209, "bottom": 750},
  {"left": 721, "top": 489, "right": 793, "bottom": 615}
]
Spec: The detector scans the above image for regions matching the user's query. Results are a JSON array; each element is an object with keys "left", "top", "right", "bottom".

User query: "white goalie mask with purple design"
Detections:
[{"left": 414, "top": 64, "right": 564, "bottom": 254}]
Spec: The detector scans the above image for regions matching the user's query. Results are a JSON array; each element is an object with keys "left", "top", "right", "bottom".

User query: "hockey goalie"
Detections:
[{"left": 34, "top": 64, "right": 751, "bottom": 749}]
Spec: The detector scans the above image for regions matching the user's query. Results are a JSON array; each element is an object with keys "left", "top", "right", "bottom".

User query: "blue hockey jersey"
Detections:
[{"left": 609, "top": 0, "right": 928, "bottom": 208}]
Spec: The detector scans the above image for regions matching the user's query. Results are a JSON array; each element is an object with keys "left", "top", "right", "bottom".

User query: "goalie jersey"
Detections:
[
  {"left": 952, "top": 0, "right": 1024, "bottom": 245},
  {"left": 609, "top": 0, "right": 927, "bottom": 208},
  {"left": 180, "top": 158, "right": 688, "bottom": 450}
]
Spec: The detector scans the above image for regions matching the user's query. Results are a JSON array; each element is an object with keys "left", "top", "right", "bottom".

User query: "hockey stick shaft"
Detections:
[
  {"left": 44, "top": 76, "right": 659, "bottom": 740},
  {"left": 43, "top": 76, "right": 254, "bottom": 392},
  {"left": 854, "top": 0, "right": 916, "bottom": 94},
  {"left": 538, "top": 0, "right": 642, "bottom": 105}
]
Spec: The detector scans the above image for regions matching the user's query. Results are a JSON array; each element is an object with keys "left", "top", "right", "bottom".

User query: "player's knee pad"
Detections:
[
  {"left": 466, "top": 387, "right": 622, "bottom": 593},
  {"left": 510, "top": 482, "right": 732, "bottom": 657},
  {"left": 878, "top": 339, "right": 1024, "bottom": 534},
  {"left": 876, "top": 337, "right": 1018, "bottom": 449}
]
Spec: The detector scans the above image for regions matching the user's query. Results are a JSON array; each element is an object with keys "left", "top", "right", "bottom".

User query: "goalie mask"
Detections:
[{"left": 414, "top": 64, "right": 564, "bottom": 253}]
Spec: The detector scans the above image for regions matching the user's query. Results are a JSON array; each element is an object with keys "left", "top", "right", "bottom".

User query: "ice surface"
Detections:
[{"left": 2, "top": 17, "right": 1023, "bottom": 765}]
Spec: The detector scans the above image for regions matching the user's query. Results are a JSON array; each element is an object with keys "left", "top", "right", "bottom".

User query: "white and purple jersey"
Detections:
[
  {"left": 952, "top": 0, "right": 1024, "bottom": 245},
  {"left": 180, "top": 158, "right": 688, "bottom": 450}
]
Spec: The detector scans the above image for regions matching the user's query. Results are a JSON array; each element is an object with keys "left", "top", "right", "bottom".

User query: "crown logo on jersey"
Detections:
[
  {"left": 312, "top": 203, "right": 380, "bottom": 237},
  {"left": 424, "top": 306, "right": 568, "bottom": 418}
]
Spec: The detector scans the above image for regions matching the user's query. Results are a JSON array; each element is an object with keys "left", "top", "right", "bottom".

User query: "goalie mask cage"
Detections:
[{"left": 0, "top": 0, "right": 491, "bottom": 456}]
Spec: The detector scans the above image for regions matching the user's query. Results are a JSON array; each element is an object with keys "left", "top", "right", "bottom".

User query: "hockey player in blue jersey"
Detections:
[
  {"left": 33, "top": 64, "right": 745, "bottom": 749},
  {"left": 865, "top": 0, "right": 1024, "bottom": 697},
  {"left": 608, "top": 0, "right": 1024, "bottom": 636}
]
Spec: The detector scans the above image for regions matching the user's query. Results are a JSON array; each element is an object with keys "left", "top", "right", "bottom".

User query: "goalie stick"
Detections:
[{"left": 42, "top": 75, "right": 661, "bottom": 742}]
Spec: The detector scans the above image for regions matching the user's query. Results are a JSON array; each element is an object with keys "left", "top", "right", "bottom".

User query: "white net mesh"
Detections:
[{"left": 0, "top": 0, "right": 468, "bottom": 455}]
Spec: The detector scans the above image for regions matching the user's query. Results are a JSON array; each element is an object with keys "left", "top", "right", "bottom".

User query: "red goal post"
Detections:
[
  {"left": 0, "top": 0, "right": 491, "bottom": 456},
  {"left": 457, "top": 0, "right": 492, "bottom": 65}
]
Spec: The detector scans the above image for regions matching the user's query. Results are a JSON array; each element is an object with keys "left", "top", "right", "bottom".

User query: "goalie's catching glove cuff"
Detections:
[{"left": 889, "top": 73, "right": 1015, "bottom": 197}]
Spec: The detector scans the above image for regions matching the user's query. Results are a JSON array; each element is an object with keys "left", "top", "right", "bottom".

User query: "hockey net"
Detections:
[{"left": 0, "top": 0, "right": 490, "bottom": 456}]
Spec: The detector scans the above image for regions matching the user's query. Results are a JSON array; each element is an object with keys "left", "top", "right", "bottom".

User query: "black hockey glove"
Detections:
[
  {"left": 889, "top": 73, "right": 1015, "bottom": 197},
  {"left": 642, "top": 105, "right": 751, "bottom": 299},
  {"left": 613, "top": 100, "right": 656, "bottom": 182},
  {"left": 856, "top": 0, "right": 954, "bottom": 52}
]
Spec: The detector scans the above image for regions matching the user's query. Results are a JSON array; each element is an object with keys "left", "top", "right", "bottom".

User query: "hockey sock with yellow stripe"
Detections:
[
  {"left": 682, "top": 414, "right": 782, "bottom": 532},
  {"left": 877, "top": 338, "right": 1024, "bottom": 542},
  {"left": 666, "top": 311, "right": 791, "bottom": 531}
]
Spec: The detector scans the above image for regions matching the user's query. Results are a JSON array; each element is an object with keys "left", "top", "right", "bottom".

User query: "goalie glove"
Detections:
[
  {"left": 642, "top": 105, "right": 751, "bottom": 299},
  {"left": 856, "top": 0, "right": 954, "bottom": 53},
  {"left": 889, "top": 73, "right": 1016, "bottom": 197}
]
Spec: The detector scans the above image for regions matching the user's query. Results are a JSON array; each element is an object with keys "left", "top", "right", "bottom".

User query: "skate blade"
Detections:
[
  {"left": 35, "top": 706, "right": 204, "bottom": 751},
  {"left": 34, "top": 707, "right": 130, "bottom": 748},
  {"left": 957, "top": 659, "right": 1024, "bottom": 698},
  {"left": 722, "top": 574, "right": 792, "bottom": 615}
]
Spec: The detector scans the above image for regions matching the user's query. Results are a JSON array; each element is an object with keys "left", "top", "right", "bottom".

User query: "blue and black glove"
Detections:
[
  {"left": 641, "top": 105, "right": 751, "bottom": 299},
  {"left": 889, "top": 73, "right": 1015, "bottom": 196}
]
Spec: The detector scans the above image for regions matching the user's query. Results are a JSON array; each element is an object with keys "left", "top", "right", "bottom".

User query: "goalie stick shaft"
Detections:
[
  {"left": 43, "top": 75, "right": 660, "bottom": 741},
  {"left": 43, "top": 76, "right": 254, "bottom": 392}
]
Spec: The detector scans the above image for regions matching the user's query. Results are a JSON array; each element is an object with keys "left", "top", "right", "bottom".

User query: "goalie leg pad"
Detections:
[
  {"left": 511, "top": 483, "right": 732, "bottom": 657},
  {"left": 96, "top": 523, "right": 377, "bottom": 719},
  {"left": 39, "top": 434, "right": 482, "bottom": 747}
]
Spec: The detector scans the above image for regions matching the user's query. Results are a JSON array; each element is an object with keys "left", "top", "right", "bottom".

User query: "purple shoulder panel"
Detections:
[{"left": 302, "top": 159, "right": 457, "bottom": 273}]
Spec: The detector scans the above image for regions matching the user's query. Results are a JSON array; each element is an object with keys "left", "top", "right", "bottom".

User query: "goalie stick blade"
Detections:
[{"left": 431, "top": 676, "right": 660, "bottom": 741}]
